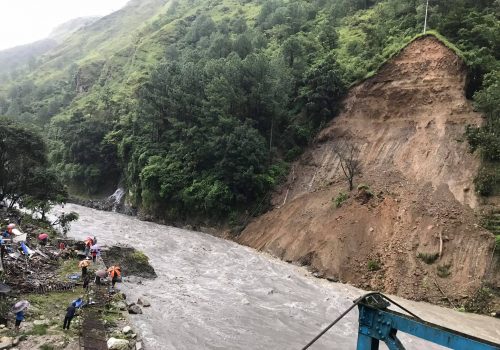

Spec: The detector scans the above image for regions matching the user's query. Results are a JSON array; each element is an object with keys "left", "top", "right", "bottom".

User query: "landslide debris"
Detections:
[{"left": 238, "top": 35, "right": 498, "bottom": 310}]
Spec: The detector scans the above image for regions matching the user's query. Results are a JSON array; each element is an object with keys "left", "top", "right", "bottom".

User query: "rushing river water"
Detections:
[{"left": 52, "top": 204, "right": 500, "bottom": 350}]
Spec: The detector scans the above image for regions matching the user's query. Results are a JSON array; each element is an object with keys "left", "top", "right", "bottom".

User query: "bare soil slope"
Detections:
[{"left": 239, "top": 36, "right": 497, "bottom": 306}]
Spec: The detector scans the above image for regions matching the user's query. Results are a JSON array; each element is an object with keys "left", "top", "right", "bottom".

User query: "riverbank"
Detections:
[
  {"left": 0, "top": 208, "right": 152, "bottom": 350},
  {"left": 68, "top": 192, "right": 227, "bottom": 239}
]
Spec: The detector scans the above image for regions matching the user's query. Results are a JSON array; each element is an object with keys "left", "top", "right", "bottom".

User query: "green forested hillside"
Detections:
[{"left": 0, "top": 0, "right": 499, "bottom": 222}]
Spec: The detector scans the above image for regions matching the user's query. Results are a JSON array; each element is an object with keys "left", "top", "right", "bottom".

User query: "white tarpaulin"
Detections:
[{"left": 12, "top": 228, "right": 26, "bottom": 243}]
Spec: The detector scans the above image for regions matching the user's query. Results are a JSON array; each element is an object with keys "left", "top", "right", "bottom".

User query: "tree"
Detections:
[
  {"left": 466, "top": 70, "right": 500, "bottom": 162},
  {"left": 52, "top": 111, "right": 120, "bottom": 193},
  {"left": 333, "top": 141, "right": 361, "bottom": 191},
  {"left": 282, "top": 36, "right": 304, "bottom": 68},
  {"left": 233, "top": 34, "right": 253, "bottom": 58},
  {"left": 52, "top": 211, "right": 79, "bottom": 236},
  {"left": 299, "top": 54, "right": 347, "bottom": 127},
  {"left": 20, "top": 168, "right": 68, "bottom": 220},
  {"left": 0, "top": 118, "right": 46, "bottom": 204}
]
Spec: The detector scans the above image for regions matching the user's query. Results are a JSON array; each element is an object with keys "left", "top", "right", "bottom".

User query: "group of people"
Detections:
[
  {"left": 13, "top": 295, "right": 87, "bottom": 332},
  {"left": 84, "top": 236, "right": 98, "bottom": 262},
  {"left": 79, "top": 235, "right": 122, "bottom": 291},
  {"left": 5, "top": 228, "right": 125, "bottom": 333}
]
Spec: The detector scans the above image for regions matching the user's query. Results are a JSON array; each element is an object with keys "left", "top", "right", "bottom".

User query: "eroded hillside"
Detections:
[{"left": 239, "top": 36, "right": 497, "bottom": 307}]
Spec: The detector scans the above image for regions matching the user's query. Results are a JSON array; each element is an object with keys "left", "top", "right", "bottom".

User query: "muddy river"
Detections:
[{"left": 52, "top": 204, "right": 500, "bottom": 350}]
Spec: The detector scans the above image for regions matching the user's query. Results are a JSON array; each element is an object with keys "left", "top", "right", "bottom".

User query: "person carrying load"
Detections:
[
  {"left": 79, "top": 259, "right": 90, "bottom": 278},
  {"left": 107, "top": 265, "right": 121, "bottom": 289}
]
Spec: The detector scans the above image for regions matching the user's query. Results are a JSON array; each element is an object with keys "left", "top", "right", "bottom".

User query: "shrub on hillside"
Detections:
[
  {"left": 473, "top": 166, "right": 499, "bottom": 196},
  {"left": 417, "top": 252, "right": 439, "bottom": 264},
  {"left": 436, "top": 263, "right": 451, "bottom": 278},
  {"left": 333, "top": 192, "right": 349, "bottom": 208},
  {"left": 367, "top": 260, "right": 381, "bottom": 271}
]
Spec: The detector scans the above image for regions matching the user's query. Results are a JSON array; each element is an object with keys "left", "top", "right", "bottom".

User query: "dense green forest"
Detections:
[
  {"left": 0, "top": 0, "right": 499, "bottom": 222},
  {"left": 0, "top": 118, "right": 67, "bottom": 219}
]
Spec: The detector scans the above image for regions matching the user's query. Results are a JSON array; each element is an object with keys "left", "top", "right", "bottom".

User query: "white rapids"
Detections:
[{"left": 52, "top": 204, "right": 500, "bottom": 350}]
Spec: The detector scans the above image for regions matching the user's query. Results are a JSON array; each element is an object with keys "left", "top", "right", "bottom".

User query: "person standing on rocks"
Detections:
[
  {"left": 63, "top": 304, "right": 76, "bottom": 330},
  {"left": 14, "top": 310, "right": 24, "bottom": 333}
]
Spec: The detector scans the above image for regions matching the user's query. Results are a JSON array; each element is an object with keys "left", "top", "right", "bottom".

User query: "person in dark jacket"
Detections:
[
  {"left": 63, "top": 304, "right": 76, "bottom": 330},
  {"left": 83, "top": 273, "right": 90, "bottom": 291}
]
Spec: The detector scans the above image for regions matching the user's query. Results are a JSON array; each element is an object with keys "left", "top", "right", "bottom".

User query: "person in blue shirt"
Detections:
[{"left": 15, "top": 310, "right": 24, "bottom": 333}]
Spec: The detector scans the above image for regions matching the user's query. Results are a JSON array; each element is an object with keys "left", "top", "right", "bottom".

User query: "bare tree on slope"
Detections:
[{"left": 333, "top": 141, "right": 361, "bottom": 191}]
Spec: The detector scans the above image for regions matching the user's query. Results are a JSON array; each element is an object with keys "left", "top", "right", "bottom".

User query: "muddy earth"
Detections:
[
  {"left": 239, "top": 36, "right": 499, "bottom": 305},
  {"left": 51, "top": 204, "right": 500, "bottom": 350}
]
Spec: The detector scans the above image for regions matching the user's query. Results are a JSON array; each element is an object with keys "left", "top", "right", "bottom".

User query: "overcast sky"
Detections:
[{"left": 0, "top": 0, "right": 130, "bottom": 50}]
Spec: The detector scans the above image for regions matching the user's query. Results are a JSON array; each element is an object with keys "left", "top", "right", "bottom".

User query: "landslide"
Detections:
[{"left": 238, "top": 36, "right": 497, "bottom": 307}]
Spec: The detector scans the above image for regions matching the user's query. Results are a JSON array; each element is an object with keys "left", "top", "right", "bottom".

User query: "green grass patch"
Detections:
[
  {"left": 30, "top": 324, "right": 48, "bottom": 336},
  {"left": 56, "top": 258, "right": 81, "bottom": 281},
  {"left": 367, "top": 260, "right": 381, "bottom": 271},
  {"left": 131, "top": 250, "right": 149, "bottom": 264},
  {"left": 23, "top": 290, "right": 82, "bottom": 320}
]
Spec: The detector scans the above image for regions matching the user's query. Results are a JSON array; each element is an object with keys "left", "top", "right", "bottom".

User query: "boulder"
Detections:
[
  {"left": 136, "top": 342, "right": 143, "bottom": 350},
  {"left": 113, "top": 301, "right": 128, "bottom": 311},
  {"left": 33, "top": 319, "right": 50, "bottom": 326},
  {"left": 107, "top": 337, "right": 129, "bottom": 350},
  {"left": 137, "top": 298, "right": 151, "bottom": 307},
  {"left": 128, "top": 304, "right": 143, "bottom": 315},
  {"left": 122, "top": 326, "right": 132, "bottom": 334},
  {"left": 0, "top": 337, "right": 12, "bottom": 350}
]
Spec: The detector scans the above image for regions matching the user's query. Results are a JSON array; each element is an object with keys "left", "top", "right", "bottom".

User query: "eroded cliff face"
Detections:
[{"left": 239, "top": 36, "right": 496, "bottom": 305}]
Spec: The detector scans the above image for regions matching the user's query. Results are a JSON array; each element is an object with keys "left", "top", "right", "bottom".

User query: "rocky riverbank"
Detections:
[
  {"left": 68, "top": 188, "right": 137, "bottom": 216},
  {"left": 0, "top": 208, "right": 156, "bottom": 350}
]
